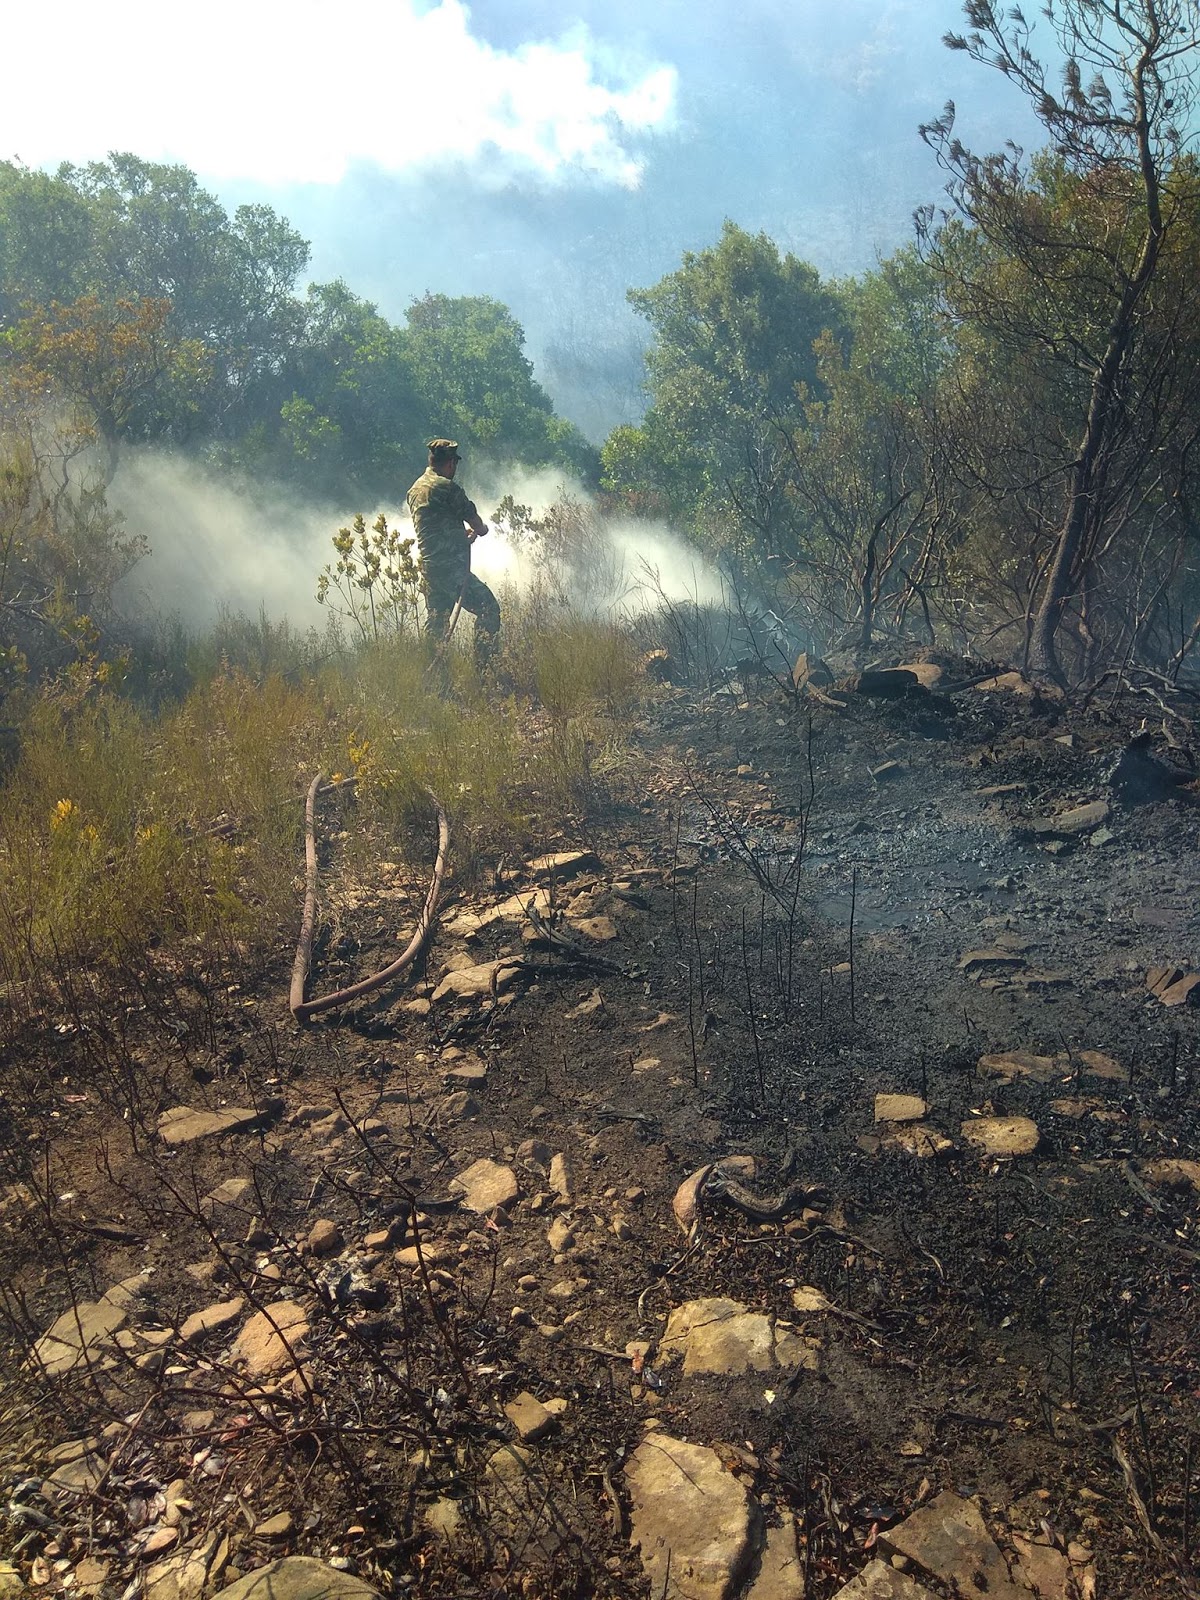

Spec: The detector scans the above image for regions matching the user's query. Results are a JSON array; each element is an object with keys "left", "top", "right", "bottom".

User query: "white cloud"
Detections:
[{"left": 1, "top": 1, "right": 676, "bottom": 188}]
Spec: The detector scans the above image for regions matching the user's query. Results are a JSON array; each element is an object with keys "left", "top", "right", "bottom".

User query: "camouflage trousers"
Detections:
[{"left": 424, "top": 565, "right": 501, "bottom": 668}]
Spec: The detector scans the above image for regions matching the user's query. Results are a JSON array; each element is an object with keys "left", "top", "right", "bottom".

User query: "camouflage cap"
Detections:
[{"left": 427, "top": 438, "right": 461, "bottom": 461}]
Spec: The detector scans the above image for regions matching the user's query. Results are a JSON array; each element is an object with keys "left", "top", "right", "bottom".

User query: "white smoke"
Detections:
[{"left": 108, "top": 450, "right": 723, "bottom": 633}]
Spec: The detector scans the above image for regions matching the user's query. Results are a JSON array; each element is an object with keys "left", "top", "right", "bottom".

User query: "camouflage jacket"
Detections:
[{"left": 406, "top": 469, "right": 477, "bottom": 571}]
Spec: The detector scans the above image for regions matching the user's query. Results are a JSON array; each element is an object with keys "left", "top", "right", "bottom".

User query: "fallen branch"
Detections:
[{"left": 290, "top": 786, "right": 451, "bottom": 1022}]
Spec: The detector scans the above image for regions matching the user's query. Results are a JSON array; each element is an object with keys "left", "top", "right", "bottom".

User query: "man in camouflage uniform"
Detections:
[{"left": 407, "top": 439, "right": 501, "bottom": 667}]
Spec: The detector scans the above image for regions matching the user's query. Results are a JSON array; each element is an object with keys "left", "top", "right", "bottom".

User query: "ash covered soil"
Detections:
[{"left": 5, "top": 664, "right": 1200, "bottom": 1600}]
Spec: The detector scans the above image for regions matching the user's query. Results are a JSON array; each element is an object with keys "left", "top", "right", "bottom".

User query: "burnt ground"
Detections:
[{"left": 3, "top": 665, "right": 1200, "bottom": 1598}]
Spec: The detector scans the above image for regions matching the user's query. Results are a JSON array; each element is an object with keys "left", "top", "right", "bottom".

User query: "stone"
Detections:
[
  {"left": 871, "top": 761, "right": 905, "bottom": 783},
  {"left": 1020, "top": 800, "right": 1109, "bottom": 839},
  {"left": 211, "top": 1557, "right": 382, "bottom": 1600},
  {"left": 1147, "top": 964, "right": 1184, "bottom": 996},
  {"left": 72, "top": 1557, "right": 113, "bottom": 1599},
  {"left": 255, "top": 1511, "right": 295, "bottom": 1538},
  {"left": 231, "top": 1300, "right": 309, "bottom": 1379},
  {"left": 394, "top": 1244, "right": 452, "bottom": 1269},
  {"left": 526, "top": 850, "right": 602, "bottom": 882},
  {"left": 425, "top": 1498, "right": 463, "bottom": 1539},
  {"left": 442, "top": 886, "right": 552, "bottom": 938},
  {"left": 833, "top": 1560, "right": 935, "bottom": 1598},
  {"left": 959, "top": 950, "right": 1026, "bottom": 975},
  {"left": 880, "top": 1124, "right": 954, "bottom": 1159},
  {"left": 961, "top": 1116, "right": 1040, "bottom": 1158},
  {"left": 792, "top": 652, "right": 834, "bottom": 692},
  {"left": 504, "top": 1391, "right": 557, "bottom": 1442},
  {"left": 978, "top": 1051, "right": 1060, "bottom": 1083},
  {"left": 432, "top": 960, "right": 520, "bottom": 1003},
  {"left": 305, "top": 1220, "right": 344, "bottom": 1257},
  {"left": 571, "top": 915, "right": 619, "bottom": 943},
  {"left": 874, "top": 1094, "right": 928, "bottom": 1124},
  {"left": 898, "top": 662, "right": 944, "bottom": 687},
  {"left": 180, "top": 1298, "right": 245, "bottom": 1344},
  {"left": 851, "top": 668, "right": 921, "bottom": 699},
  {"left": 202, "top": 1177, "right": 254, "bottom": 1216},
  {"left": 33, "top": 1298, "right": 128, "bottom": 1377},
  {"left": 439, "top": 1091, "right": 480, "bottom": 1121},
  {"left": 517, "top": 1138, "right": 552, "bottom": 1171},
  {"left": 662, "top": 1297, "right": 775, "bottom": 1375},
  {"left": 878, "top": 1492, "right": 1027, "bottom": 1600},
  {"left": 747, "top": 1519, "right": 805, "bottom": 1600},
  {"left": 547, "top": 1217, "right": 576, "bottom": 1252},
  {"left": 362, "top": 1223, "right": 402, "bottom": 1251},
  {"left": 443, "top": 1061, "right": 488, "bottom": 1088},
  {"left": 0, "top": 1566, "right": 22, "bottom": 1600},
  {"left": 772, "top": 1328, "right": 821, "bottom": 1370},
  {"left": 309, "top": 1112, "right": 349, "bottom": 1141},
  {"left": 1143, "top": 1158, "right": 1200, "bottom": 1193},
  {"left": 450, "top": 1159, "right": 520, "bottom": 1214},
  {"left": 142, "top": 1528, "right": 181, "bottom": 1557},
  {"left": 972, "top": 671, "right": 1038, "bottom": 698},
  {"left": 1011, "top": 1532, "right": 1074, "bottom": 1599},
  {"left": 1159, "top": 974, "right": 1200, "bottom": 1008},
  {"left": 549, "top": 1152, "right": 573, "bottom": 1202},
  {"left": 143, "top": 1538, "right": 215, "bottom": 1600},
  {"left": 49, "top": 1451, "right": 106, "bottom": 1492},
  {"left": 157, "top": 1106, "right": 267, "bottom": 1145},
  {"left": 625, "top": 1432, "right": 756, "bottom": 1600}
]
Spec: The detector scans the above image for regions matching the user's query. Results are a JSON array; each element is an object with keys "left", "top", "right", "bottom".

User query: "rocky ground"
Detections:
[{"left": 4, "top": 658, "right": 1200, "bottom": 1600}]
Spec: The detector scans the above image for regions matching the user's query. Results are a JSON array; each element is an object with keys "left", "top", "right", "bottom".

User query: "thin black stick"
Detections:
[
  {"left": 742, "top": 907, "right": 764, "bottom": 1096},
  {"left": 848, "top": 866, "right": 858, "bottom": 1023}
]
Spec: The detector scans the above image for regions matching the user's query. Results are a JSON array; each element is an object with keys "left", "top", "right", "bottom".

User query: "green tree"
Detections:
[
  {"left": 401, "top": 293, "right": 597, "bottom": 480},
  {"left": 602, "top": 222, "right": 846, "bottom": 560}
]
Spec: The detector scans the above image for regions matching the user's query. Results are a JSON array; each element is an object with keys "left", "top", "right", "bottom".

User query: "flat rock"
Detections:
[
  {"left": 180, "top": 1297, "right": 245, "bottom": 1344},
  {"left": 879, "top": 1124, "right": 954, "bottom": 1159},
  {"left": 439, "top": 1091, "right": 480, "bottom": 1120},
  {"left": 211, "top": 1557, "right": 381, "bottom": 1600},
  {"left": 850, "top": 668, "right": 921, "bottom": 698},
  {"left": 625, "top": 1432, "right": 756, "bottom": 1600},
  {"left": 202, "top": 1177, "right": 254, "bottom": 1217},
  {"left": 961, "top": 1116, "right": 1040, "bottom": 1158},
  {"left": 527, "top": 850, "right": 602, "bottom": 881},
  {"left": 571, "top": 914, "right": 619, "bottom": 943},
  {"left": 504, "top": 1391, "right": 557, "bottom": 1442},
  {"left": 49, "top": 1451, "right": 106, "bottom": 1492},
  {"left": 959, "top": 950, "right": 1026, "bottom": 975},
  {"left": 1143, "top": 1158, "right": 1200, "bottom": 1193},
  {"left": 1020, "top": 800, "right": 1109, "bottom": 839},
  {"left": 897, "top": 662, "right": 944, "bottom": 687},
  {"left": 871, "top": 761, "right": 905, "bottom": 783},
  {"left": 662, "top": 1297, "right": 775, "bottom": 1375},
  {"left": 443, "top": 1061, "right": 488, "bottom": 1087},
  {"left": 432, "top": 960, "right": 519, "bottom": 1003},
  {"left": 34, "top": 1298, "right": 128, "bottom": 1377},
  {"left": 442, "top": 886, "right": 551, "bottom": 938},
  {"left": 977, "top": 1051, "right": 1059, "bottom": 1083},
  {"left": 746, "top": 1518, "right": 805, "bottom": 1600},
  {"left": 255, "top": 1511, "right": 295, "bottom": 1538},
  {"left": 450, "top": 1158, "right": 519, "bottom": 1214},
  {"left": 231, "top": 1300, "right": 309, "bottom": 1379},
  {"left": 874, "top": 1094, "right": 928, "bottom": 1124},
  {"left": 833, "top": 1559, "right": 935, "bottom": 1598},
  {"left": 972, "top": 671, "right": 1037, "bottom": 698},
  {"left": 1159, "top": 974, "right": 1200, "bottom": 1008},
  {"left": 144, "top": 1537, "right": 217, "bottom": 1600},
  {"left": 158, "top": 1106, "right": 268, "bottom": 1145},
  {"left": 878, "top": 1491, "right": 1026, "bottom": 1600}
]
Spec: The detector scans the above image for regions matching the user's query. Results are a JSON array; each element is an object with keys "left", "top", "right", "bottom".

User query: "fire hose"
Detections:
[{"left": 289, "top": 774, "right": 451, "bottom": 1022}]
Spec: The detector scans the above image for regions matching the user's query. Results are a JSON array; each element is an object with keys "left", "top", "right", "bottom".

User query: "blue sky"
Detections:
[{"left": 4, "top": 0, "right": 1046, "bottom": 436}]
